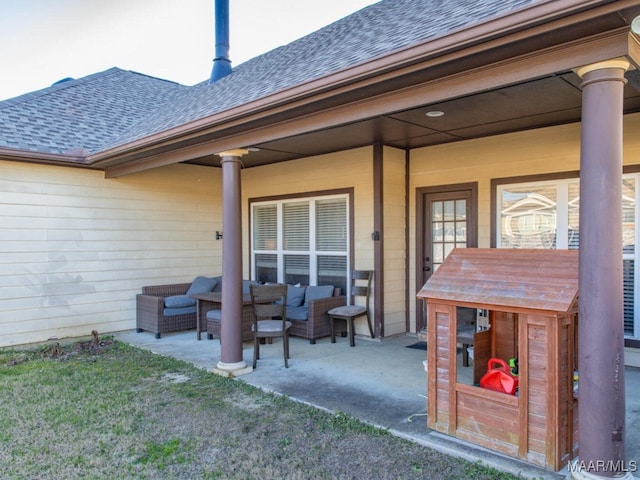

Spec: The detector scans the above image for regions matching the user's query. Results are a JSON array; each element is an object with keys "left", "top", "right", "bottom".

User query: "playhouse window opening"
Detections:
[{"left": 455, "top": 307, "right": 520, "bottom": 396}]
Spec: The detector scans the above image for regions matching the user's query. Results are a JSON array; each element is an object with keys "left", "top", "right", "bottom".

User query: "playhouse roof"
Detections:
[{"left": 417, "top": 248, "right": 579, "bottom": 313}]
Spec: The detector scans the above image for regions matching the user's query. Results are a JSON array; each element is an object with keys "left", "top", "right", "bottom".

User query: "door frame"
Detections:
[{"left": 415, "top": 182, "right": 478, "bottom": 333}]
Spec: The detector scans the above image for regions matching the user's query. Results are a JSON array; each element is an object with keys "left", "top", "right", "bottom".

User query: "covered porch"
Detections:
[{"left": 115, "top": 329, "right": 640, "bottom": 479}]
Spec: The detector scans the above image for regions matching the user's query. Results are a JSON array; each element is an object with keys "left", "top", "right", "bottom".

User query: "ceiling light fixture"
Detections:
[
  {"left": 632, "top": 16, "right": 640, "bottom": 34},
  {"left": 425, "top": 110, "right": 445, "bottom": 118}
]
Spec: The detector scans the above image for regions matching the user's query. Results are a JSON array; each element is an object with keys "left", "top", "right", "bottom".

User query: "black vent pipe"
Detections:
[{"left": 209, "top": 0, "right": 232, "bottom": 83}]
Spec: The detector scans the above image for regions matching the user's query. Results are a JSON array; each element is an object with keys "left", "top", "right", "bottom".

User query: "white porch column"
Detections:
[
  {"left": 571, "top": 59, "right": 632, "bottom": 479},
  {"left": 214, "top": 149, "right": 252, "bottom": 377}
]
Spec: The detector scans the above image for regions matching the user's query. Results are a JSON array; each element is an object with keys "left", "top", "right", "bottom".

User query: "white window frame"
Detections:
[
  {"left": 497, "top": 175, "right": 639, "bottom": 340},
  {"left": 250, "top": 193, "right": 350, "bottom": 288}
]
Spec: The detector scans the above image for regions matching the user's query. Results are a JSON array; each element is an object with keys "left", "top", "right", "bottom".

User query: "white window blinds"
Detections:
[
  {"left": 316, "top": 198, "right": 347, "bottom": 251},
  {"left": 283, "top": 201, "right": 309, "bottom": 251}
]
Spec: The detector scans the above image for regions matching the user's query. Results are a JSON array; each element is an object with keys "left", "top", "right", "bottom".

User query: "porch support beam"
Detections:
[
  {"left": 214, "top": 149, "right": 252, "bottom": 377},
  {"left": 572, "top": 59, "right": 631, "bottom": 479}
]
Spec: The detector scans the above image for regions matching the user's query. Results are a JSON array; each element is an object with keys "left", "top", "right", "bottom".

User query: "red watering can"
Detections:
[{"left": 479, "top": 358, "right": 519, "bottom": 395}]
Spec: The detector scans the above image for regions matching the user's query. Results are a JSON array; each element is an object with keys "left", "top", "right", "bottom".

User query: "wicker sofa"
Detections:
[
  {"left": 205, "top": 284, "right": 346, "bottom": 344},
  {"left": 136, "top": 276, "right": 218, "bottom": 338}
]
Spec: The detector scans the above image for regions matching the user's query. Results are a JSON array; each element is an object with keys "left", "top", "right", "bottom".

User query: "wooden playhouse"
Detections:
[{"left": 416, "top": 248, "right": 579, "bottom": 471}]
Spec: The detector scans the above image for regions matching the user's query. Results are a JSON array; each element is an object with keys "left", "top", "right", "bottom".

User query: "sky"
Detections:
[{"left": 0, "top": 0, "right": 379, "bottom": 101}]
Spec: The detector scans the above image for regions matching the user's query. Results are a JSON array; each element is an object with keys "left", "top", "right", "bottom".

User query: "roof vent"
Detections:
[
  {"left": 209, "top": 0, "right": 232, "bottom": 83},
  {"left": 52, "top": 77, "right": 74, "bottom": 86}
]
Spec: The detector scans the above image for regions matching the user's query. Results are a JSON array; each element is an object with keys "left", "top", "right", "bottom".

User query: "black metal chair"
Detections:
[
  {"left": 328, "top": 270, "right": 374, "bottom": 347},
  {"left": 250, "top": 283, "right": 291, "bottom": 368}
]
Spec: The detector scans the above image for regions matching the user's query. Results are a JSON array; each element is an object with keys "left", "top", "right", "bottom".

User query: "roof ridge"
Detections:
[
  {"left": 0, "top": 67, "right": 122, "bottom": 110},
  {"left": 0, "top": 67, "right": 183, "bottom": 111}
]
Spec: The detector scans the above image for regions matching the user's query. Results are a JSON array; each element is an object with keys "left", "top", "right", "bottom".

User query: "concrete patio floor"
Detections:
[{"left": 115, "top": 330, "right": 640, "bottom": 480}]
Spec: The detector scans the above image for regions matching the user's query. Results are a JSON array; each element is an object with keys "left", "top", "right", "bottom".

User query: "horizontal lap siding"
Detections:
[
  {"left": 0, "top": 161, "right": 221, "bottom": 346},
  {"left": 383, "top": 148, "right": 407, "bottom": 336}
]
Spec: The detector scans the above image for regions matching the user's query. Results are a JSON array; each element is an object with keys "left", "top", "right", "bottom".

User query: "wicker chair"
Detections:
[
  {"left": 288, "top": 287, "right": 346, "bottom": 344},
  {"left": 205, "top": 307, "right": 255, "bottom": 342},
  {"left": 136, "top": 283, "right": 197, "bottom": 339}
]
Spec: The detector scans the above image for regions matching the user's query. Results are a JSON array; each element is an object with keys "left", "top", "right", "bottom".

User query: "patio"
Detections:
[{"left": 115, "top": 330, "right": 640, "bottom": 479}]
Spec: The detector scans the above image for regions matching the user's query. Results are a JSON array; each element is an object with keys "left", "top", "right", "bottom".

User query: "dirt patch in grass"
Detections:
[{"left": 0, "top": 336, "right": 523, "bottom": 480}]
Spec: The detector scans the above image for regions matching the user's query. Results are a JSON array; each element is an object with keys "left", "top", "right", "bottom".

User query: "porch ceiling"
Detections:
[
  {"left": 96, "top": 2, "right": 640, "bottom": 177},
  {"left": 184, "top": 70, "right": 640, "bottom": 169}
]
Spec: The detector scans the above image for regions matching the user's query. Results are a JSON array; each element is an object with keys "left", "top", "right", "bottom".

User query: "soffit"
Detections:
[{"left": 177, "top": 69, "right": 640, "bottom": 169}]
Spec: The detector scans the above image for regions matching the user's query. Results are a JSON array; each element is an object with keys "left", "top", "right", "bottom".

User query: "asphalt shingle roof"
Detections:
[
  {"left": 0, "top": 68, "right": 187, "bottom": 156},
  {"left": 0, "top": 0, "right": 544, "bottom": 158}
]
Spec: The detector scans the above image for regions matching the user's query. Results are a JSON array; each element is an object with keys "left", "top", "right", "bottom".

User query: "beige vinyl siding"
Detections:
[
  {"left": 382, "top": 147, "right": 407, "bottom": 336},
  {"left": 243, "top": 147, "right": 376, "bottom": 335},
  {"left": 0, "top": 161, "right": 221, "bottom": 346},
  {"left": 408, "top": 113, "right": 640, "bottom": 332}
]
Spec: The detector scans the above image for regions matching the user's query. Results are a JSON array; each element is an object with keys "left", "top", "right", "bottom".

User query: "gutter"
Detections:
[
  {"left": 24, "top": 0, "right": 640, "bottom": 174},
  {"left": 0, "top": 147, "right": 89, "bottom": 167}
]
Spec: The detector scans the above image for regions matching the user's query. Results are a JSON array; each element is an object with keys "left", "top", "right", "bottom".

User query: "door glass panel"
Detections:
[
  {"left": 433, "top": 243, "right": 444, "bottom": 266},
  {"left": 444, "top": 221, "right": 455, "bottom": 241},
  {"left": 433, "top": 222, "right": 443, "bottom": 242},
  {"left": 432, "top": 199, "right": 467, "bottom": 271},
  {"left": 443, "top": 200, "right": 455, "bottom": 220}
]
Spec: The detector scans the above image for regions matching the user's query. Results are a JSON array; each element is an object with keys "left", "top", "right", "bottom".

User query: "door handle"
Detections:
[{"left": 423, "top": 266, "right": 431, "bottom": 272}]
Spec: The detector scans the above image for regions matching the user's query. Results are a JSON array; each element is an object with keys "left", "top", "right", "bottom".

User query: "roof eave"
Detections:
[
  {"left": 0, "top": 147, "right": 89, "bottom": 167},
  {"left": 57, "top": 0, "right": 640, "bottom": 174}
]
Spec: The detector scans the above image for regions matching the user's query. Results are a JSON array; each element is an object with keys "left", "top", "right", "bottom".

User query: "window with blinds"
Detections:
[
  {"left": 251, "top": 194, "right": 349, "bottom": 293},
  {"left": 497, "top": 175, "right": 639, "bottom": 340}
]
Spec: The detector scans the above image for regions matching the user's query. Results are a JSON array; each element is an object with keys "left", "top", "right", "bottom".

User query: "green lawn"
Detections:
[{"left": 0, "top": 337, "right": 523, "bottom": 479}]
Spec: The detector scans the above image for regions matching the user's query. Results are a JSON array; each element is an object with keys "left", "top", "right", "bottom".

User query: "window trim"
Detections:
[
  {"left": 491, "top": 170, "right": 639, "bottom": 344},
  {"left": 248, "top": 188, "right": 354, "bottom": 286}
]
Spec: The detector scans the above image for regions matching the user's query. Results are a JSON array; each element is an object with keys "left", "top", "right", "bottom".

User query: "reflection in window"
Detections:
[
  {"left": 255, "top": 254, "right": 277, "bottom": 283},
  {"left": 501, "top": 187, "right": 557, "bottom": 249},
  {"left": 497, "top": 176, "right": 638, "bottom": 340},
  {"left": 318, "top": 256, "right": 347, "bottom": 294},
  {"left": 284, "top": 255, "right": 309, "bottom": 285},
  {"left": 568, "top": 182, "right": 579, "bottom": 250}
]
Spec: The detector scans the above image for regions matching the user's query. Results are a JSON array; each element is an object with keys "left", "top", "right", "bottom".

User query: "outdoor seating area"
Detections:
[
  {"left": 136, "top": 277, "right": 346, "bottom": 344},
  {"left": 135, "top": 276, "right": 218, "bottom": 338}
]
